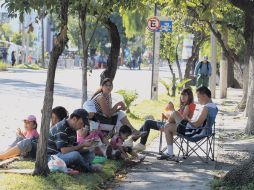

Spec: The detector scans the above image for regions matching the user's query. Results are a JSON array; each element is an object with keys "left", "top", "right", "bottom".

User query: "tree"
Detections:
[
  {"left": 4, "top": 0, "right": 70, "bottom": 176},
  {"left": 222, "top": 0, "right": 254, "bottom": 185}
]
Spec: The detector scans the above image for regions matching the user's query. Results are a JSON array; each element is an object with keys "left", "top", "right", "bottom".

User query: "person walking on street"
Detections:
[
  {"left": 194, "top": 56, "right": 212, "bottom": 88},
  {"left": 11, "top": 51, "right": 16, "bottom": 67}
]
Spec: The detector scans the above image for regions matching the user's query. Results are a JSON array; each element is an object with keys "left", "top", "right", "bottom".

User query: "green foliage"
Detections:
[
  {"left": 0, "top": 62, "right": 8, "bottom": 71},
  {"left": 10, "top": 32, "right": 22, "bottom": 45},
  {"left": 0, "top": 23, "right": 12, "bottom": 41},
  {"left": 160, "top": 78, "right": 192, "bottom": 97},
  {"left": 14, "top": 63, "right": 43, "bottom": 70},
  {"left": 160, "top": 79, "right": 174, "bottom": 97},
  {"left": 116, "top": 89, "right": 138, "bottom": 113}
]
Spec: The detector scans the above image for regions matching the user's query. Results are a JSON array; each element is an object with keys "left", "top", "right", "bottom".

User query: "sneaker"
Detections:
[
  {"left": 157, "top": 153, "right": 173, "bottom": 160},
  {"left": 133, "top": 143, "right": 146, "bottom": 152},
  {"left": 123, "top": 138, "right": 134, "bottom": 147},
  {"left": 137, "top": 154, "right": 146, "bottom": 161}
]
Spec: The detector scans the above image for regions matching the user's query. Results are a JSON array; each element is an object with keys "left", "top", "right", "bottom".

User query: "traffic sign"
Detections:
[
  {"left": 147, "top": 17, "right": 161, "bottom": 31},
  {"left": 156, "top": 21, "right": 172, "bottom": 33}
]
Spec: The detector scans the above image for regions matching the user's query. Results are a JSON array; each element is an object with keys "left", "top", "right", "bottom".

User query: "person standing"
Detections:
[
  {"left": 2, "top": 49, "right": 8, "bottom": 63},
  {"left": 194, "top": 56, "right": 212, "bottom": 87},
  {"left": 11, "top": 51, "right": 16, "bottom": 66}
]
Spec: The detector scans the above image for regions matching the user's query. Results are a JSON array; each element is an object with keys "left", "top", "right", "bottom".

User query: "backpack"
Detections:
[{"left": 198, "top": 61, "right": 209, "bottom": 74}]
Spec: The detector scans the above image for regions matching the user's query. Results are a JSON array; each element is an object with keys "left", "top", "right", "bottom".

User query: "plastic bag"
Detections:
[{"left": 48, "top": 155, "right": 68, "bottom": 173}]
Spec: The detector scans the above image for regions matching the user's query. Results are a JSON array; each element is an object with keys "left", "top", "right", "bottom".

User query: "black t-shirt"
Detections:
[{"left": 47, "top": 119, "right": 77, "bottom": 155}]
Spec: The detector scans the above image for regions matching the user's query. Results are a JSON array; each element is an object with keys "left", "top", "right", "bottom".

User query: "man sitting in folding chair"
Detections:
[{"left": 157, "top": 86, "right": 218, "bottom": 162}]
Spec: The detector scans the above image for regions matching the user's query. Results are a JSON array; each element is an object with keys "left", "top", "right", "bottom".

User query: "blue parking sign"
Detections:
[{"left": 156, "top": 21, "right": 172, "bottom": 32}]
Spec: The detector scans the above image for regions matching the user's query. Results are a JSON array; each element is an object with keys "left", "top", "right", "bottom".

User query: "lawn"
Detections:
[
  {"left": 14, "top": 63, "right": 43, "bottom": 70},
  {"left": 0, "top": 93, "right": 179, "bottom": 190},
  {"left": 0, "top": 62, "right": 8, "bottom": 71}
]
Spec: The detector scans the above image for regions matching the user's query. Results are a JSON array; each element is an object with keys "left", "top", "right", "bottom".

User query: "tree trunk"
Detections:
[
  {"left": 184, "top": 32, "right": 206, "bottom": 85},
  {"left": 207, "top": 21, "right": 242, "bottom": 88},
  {"left": 245, "top": 55, "right": 254, "bottom": 134},
  {"left": 175, "top": 39, "right": 182, "bottom": 80},
  {"left": 79, "top": 3, "right": 88, "bottom": 106},
  {"left": 101, "top": 18, "right": 120, "bottom": 83},
  {"left": 219, "top": 30, "right": 228, "bottom": 98},
  {"left": 33, "top": 0, "right": 69, "bottom": 176},
  {"left": 167, "top": 58, "right": 176, "bottom": 96}
]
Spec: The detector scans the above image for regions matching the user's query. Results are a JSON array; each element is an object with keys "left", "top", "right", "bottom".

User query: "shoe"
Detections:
[
  {"left": 133, "top": 143, "right": 146, "bottom": 152},
  {"left": 157, "top": 153, "right": 173, "bottom": 160},
  {"left": 137, "top": 154, "right": 146, "bottom": 161},
  {"left": 123, "top": 138, "right": 133, "bottom": 147}
]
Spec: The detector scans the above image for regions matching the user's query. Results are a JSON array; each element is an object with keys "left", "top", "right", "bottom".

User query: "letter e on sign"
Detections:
[{"left": 147, "top": 17, "right": 160, "bottom": 32}]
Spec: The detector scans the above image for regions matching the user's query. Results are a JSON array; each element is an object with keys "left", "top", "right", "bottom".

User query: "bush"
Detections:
[
  {"left": 116, "top": 89, "right": 138, "bottom": 113},
  {"left": 0, "top": 62, "right": 7, "bottom": 71}
]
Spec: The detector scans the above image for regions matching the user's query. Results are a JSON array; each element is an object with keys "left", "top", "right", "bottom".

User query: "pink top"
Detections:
[
  {"left": 110, "top": 135, "right": 123, "bottom": 150},
  {"left": 23, "top": 129, "right": 39, "bottom": 139},
  {"left": 77, "top": 130, "right": 104, "bottom": 145}
]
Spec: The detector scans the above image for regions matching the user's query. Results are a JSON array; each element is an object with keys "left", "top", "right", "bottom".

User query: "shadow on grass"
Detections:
[
  {"left": 128, "top": 112, "right": 142, "bottom": 120},
  {"left": 0, "top": 160, "right": 124, "bottom": 190}
]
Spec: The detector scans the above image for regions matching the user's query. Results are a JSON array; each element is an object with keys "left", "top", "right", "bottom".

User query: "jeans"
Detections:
[
  {"left": 196, "top": 75, "right": 209, "bottom": 88},
  {"left": 139, "top": 120, "right": 165, "bottom": 145},
  {"left": 56, "top": 151, "right": 95, "bottom": 172}
]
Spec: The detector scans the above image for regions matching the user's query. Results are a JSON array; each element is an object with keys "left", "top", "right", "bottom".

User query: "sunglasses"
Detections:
[{"left": 104, "top": 83, "right": 113, "bottom": 87}]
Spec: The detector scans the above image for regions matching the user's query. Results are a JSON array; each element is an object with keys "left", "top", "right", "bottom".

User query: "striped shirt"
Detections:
[
  {"left": 47, "top": 119, "right": 77, "bottom": 155},
  {"left": 92, "top": 93, "right": 112, "bottom": 114}
]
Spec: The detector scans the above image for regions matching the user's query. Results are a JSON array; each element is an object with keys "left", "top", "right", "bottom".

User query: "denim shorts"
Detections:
[{"left": 157, "top": 121, "right": 166, "bottom": 129}]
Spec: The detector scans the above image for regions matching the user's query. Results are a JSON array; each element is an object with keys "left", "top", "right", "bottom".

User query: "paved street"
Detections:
[{"left": 0, "top": 67, "right": 174, "bottom": 149}]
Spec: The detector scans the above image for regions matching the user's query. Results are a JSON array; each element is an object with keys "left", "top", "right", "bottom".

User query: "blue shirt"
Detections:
[{"left": 194, "top": 61, "right": 212, "bottom": 76}]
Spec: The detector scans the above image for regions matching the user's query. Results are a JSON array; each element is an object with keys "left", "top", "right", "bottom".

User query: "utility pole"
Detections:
[
  {"left": 21, "top": 21, "right": 25, "bottom": 64},
  {"left": 41, "top": 6, "right": 45, "bottom": 68},
  {"left": 151, "top": 4, "right": 160, "bottom": 100}
]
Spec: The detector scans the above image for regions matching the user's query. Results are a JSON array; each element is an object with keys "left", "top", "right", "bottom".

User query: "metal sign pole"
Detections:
[{"left": 151, "top": 4, "right": 160, "bottom": 100}]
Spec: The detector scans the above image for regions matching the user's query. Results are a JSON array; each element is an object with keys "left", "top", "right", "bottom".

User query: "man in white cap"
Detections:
[{"left": 194, "top": 55, "right": 212, "bottom": 87}]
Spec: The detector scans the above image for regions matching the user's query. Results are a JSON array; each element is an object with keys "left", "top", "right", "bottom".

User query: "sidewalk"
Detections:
[{"left": 114, "top": 88, "right": 247, "bottom": 190}]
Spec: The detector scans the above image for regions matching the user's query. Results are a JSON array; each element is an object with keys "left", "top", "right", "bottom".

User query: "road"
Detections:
[{"left": 0, "top": 66, "right": 178, "bottom": 149}]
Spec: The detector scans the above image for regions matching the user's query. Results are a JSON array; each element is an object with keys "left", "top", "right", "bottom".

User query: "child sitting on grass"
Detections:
[
  {"left": 0, "top": 115, "right": 39, "bottom": 160},
  {"left": 10, "top": 115, "right": 39, "bottom": 147},
  {"left": 106, "top": 125, "right": 145, "bottom": 161},
  {"left": 77, "top": 126, "right": 109, "bottom": 156}
]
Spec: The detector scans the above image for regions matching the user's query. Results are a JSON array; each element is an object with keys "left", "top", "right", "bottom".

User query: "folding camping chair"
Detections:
[
  {"left": 175, "top": 116, "right": 216, "bottom": 163},
  {"left": 159, "top": 115, "right": 216, "bottom": 163}
]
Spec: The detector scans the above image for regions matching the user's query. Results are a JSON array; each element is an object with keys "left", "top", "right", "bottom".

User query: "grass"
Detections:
[
  {"left": 14, "top": 63, "right": 43, "bottom": 70},
  {"left": 0, "top": 62, "right": 8, "bottom": 71},
  {"left": 0, "top": 93, "right": 179, "bottom": 190},
  {"left": 210, "top": 178, "right": 254, "bottom": 190},
  {"left": 0, "top": 160, "right": 123, "bottom": 190}
]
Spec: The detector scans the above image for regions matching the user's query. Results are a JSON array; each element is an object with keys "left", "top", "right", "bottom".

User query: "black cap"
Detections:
[{"left": 72, "top": 109, "right": 90, "bottom": 126}]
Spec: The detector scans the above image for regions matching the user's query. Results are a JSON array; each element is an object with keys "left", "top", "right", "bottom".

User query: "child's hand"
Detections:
[{"left": 16, "top": 128, "right": 23, "bottom": 137}]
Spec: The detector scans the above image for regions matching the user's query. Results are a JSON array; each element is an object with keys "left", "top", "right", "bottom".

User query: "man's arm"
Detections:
[
  {"left": 60, "top": 140, "right": 93, "bottom": 154},
  {"left": 189, "top": 107, "right": 208, "bottom": 128}
]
